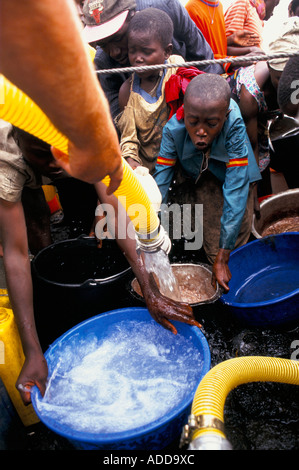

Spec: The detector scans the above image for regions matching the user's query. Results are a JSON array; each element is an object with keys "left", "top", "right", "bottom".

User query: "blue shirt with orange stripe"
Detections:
[{"left": 153, "top": 98, "right": 261, "bottom": 250}]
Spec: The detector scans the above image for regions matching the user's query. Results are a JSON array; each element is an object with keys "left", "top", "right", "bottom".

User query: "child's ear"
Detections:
[{"left": 165, "top": 43, "right": 173, "bottom": 59}]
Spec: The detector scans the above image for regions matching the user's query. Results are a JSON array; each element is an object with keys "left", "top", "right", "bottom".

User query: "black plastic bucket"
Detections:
[{"left": 32, "top": 236, "right": 133, "bottom": 347}]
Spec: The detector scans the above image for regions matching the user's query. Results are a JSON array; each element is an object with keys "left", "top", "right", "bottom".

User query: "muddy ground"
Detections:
[{"left": 5, "top": 213, "right": 299, "bottom": 452}]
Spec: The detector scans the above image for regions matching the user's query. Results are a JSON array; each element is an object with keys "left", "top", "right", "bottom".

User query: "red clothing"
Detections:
[
  {"left": 165, "top": 67, "right": 204, "bottom": 119},
  {"left": 185, "top": 0, "right": 227, "bottom": 60},
  {"left": 224, "top": 0, "right": 264, "bottom": 48}
]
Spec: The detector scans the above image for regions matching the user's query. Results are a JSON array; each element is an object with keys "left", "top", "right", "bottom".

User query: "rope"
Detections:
[{"left": 95, "top": 51, "right": 299, "bottom": 76}]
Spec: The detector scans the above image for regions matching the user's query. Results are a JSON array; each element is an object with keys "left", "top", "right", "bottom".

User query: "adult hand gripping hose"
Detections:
[{"left": 0, "top": 74, "right": 160, "bottom": 241}]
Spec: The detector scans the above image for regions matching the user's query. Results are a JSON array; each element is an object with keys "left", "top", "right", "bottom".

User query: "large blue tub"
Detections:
[
  {"left": 31, "top": 307, "right": 210, "bottom": 450},
  {"left": 220, "top": 233, "right": 299, "bottom": 327}
]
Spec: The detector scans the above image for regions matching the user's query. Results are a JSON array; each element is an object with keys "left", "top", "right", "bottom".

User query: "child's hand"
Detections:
[
  {"left": 230, "top": 30, "right": 260, "bottom": 47},
  {"left": 212, "top": 249, "right": 231, "bottom": 292},
  {"left": 16, "top": 351, "right": 48, "bottom": 405},
  {"left": 142, "top": 273, "right": 202, "bottom": 335}
]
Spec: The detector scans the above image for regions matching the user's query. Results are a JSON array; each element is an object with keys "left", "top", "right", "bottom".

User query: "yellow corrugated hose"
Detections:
[
  {"left": 0, "top": 70, "right": 160, "bottom": 239},
  {"left": 186, "top": 356, "right": 299, "bottom": 449}
]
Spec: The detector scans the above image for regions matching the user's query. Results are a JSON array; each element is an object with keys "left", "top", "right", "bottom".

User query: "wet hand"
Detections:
[
  {"left": 144, "top": 273, "right": 202, "bottom": 335},
  {"left": 16, "top": 352, "right": 48, "bottom": 405},
  {"left": 212, "top": 249, "right": 231, "bottom": 292}
]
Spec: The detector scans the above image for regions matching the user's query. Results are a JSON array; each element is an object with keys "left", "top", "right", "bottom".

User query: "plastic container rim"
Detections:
[
  {"left": 31, "top": 237, "right": 132, "bottom": 287},
  {"left": 220, "top": 232, "right": 299, "bottom": 309}
]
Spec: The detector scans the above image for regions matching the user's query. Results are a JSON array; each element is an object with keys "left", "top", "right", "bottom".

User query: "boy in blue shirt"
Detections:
[{"left": 154, "top": 73, "right": 261, "bottom": 292}]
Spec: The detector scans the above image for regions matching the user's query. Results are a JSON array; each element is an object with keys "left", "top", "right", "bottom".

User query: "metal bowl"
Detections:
[
  {"left": 129, "top": 263, "right": 222, "bottom": 307},
  {"left": 252, "top": 189, "right": 299, "bottom": 239}
]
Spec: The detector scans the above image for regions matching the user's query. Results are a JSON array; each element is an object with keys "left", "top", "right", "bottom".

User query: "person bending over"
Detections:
[{"left": 154, "top": 74, "right": 261, "bottom": 292}]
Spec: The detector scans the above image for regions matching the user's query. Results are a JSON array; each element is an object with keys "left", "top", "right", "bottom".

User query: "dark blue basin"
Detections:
[{"left": 220, "top": 233, "right": 299, "bottom": 327}]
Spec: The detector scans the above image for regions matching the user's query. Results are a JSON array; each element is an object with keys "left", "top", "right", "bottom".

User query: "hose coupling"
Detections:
[
  {"left": 135, "top": 225, "right": 171, "bottom": 254},
  {"left": 180, "top": 414, "right": 231, "bottom": 450},
  {"left": 188, "top": 434, "right": 233, "bottom": 450}
]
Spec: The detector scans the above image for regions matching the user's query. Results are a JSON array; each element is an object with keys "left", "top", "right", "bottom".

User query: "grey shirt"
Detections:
[{"left": 0, "top": 121, "right": 43, "bottom": 202}]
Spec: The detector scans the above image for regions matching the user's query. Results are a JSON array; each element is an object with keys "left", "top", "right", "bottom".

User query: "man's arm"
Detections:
[
  {"left": 0, "top": 198, "right": 48, "bottom": 404},
  {"left": 94, "top": 182, "right": 201, "bottom": 335},
  {"left": 0, "top": 0, "right": 122, "bottom": 189}
]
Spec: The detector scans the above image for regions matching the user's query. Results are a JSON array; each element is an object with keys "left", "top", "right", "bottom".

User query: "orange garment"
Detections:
[
  {"left": 185, "top": 0, "right": 227, "bottom": 60},
  {"left": 224, "top": 0, "right": 264, "bottom": 48}
]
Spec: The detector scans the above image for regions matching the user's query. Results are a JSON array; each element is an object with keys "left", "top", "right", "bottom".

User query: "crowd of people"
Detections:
[{"left": 0, "top": 0, "right": 298, "bottom": 446}]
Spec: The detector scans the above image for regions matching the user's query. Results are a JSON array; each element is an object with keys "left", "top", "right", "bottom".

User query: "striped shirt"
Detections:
[{"left": 224, "top": 0, "right": 264, "bottom": 48}]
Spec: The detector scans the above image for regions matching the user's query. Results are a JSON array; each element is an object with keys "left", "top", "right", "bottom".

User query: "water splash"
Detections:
[
  {"left": 142, "top": 249, "right": 182, "bottom": 301},
  {"left": 35, "top": 321, "right": 204, "bottom": 434}
]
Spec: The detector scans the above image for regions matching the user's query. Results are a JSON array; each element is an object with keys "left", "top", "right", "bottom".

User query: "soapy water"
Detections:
[{"left": 35, "top": 320, "right": 203, "bottom": 434}]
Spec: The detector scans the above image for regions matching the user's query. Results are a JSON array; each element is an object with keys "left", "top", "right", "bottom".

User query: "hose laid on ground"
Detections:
[
  {"left": 0, "top": 75, "right": 160, "bottom": 240},
  {"left": 181, "top": 356, "right": 299, "bottom": 450}
]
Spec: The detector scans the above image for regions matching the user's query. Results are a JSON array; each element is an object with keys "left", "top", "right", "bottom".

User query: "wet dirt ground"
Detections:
[{"left": 5, "top": 218, "right": 299, "bottom": 452}]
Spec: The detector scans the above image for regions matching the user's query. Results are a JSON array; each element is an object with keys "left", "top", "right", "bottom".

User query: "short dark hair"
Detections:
[
  {"left": 128, "top": 8, "right": 173, "bottom": 48},
  {"left": 184, "top": 74, "right": 231, "bottom": 107}
]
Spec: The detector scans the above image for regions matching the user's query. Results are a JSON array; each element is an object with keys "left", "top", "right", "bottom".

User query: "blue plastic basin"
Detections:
[
  {"left": 31, "top": 307, "right": 210, "bottom": 450},
  {"left": 220, "top": 233, "right": 299, "bottom": 327}
]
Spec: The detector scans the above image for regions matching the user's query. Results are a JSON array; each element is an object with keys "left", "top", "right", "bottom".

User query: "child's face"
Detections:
[
  {"left": 128, "top": 30, "right": 171, "bottom": 78},
  {"left": 16, "top": 132, "right": 66, "bottom": 179},
  {"left": 184, "top": 97, "right": 229, "bottom": 151}
]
